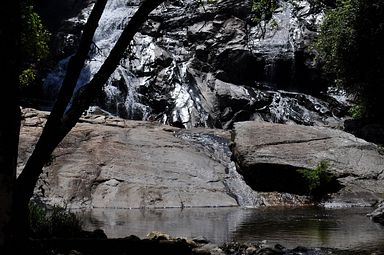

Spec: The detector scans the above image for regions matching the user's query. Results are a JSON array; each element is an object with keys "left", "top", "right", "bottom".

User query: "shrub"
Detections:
[
  {"left": 19, "top": 1, "right": 50, "bottom": 86},
  {"left": 29, "top": 201, "right": 83, "bottom": 238},
  {"left": 297, "top": 161, "right": 338, "bottom": 199}
]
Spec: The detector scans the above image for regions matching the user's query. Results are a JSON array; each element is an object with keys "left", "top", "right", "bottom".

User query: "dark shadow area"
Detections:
[{"left": 239, "top": 163, "right": 342, "bottom": 197}]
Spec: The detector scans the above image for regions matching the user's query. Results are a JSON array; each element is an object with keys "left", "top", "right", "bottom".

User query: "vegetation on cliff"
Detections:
[
  {"left": 251, "top": 0, "right": 278, "bottom": 24},
  {"left": 20, "top": 1, "right": 50, "bottom": 87},
  {"left": 317, "top": 0, "right": 384, "bottom": 122}
]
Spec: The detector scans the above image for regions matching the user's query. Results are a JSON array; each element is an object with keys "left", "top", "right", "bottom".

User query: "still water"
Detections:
[{"left": 77, "top": 207, "right": 384, "bottom": 252}]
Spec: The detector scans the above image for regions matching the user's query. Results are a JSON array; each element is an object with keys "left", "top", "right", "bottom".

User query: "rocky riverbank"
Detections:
[{"left": 29, "top": 230, "right": 365, "bottom": 255}]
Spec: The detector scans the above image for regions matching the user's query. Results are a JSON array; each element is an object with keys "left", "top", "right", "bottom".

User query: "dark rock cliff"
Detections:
[{"left": 43, "top": 0, "right": 349, "bottom": 129}]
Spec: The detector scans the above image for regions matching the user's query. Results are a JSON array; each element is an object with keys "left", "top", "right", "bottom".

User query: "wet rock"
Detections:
[
  {"left": 192, "top": 236, "right": 210, "bottom": 244},
  {"left": 232, "top": 121, "right": 384, "bottom": 206},
  {"left": 291, "top": 246, "right": 308, "bottom": 253},
  {"left": 245, "top": 246, "right": 257, "bottom": 255},
  {"left": 43, "top": 0, "right": 347, "bottom": 129},
  {"left": 147, "top": 231, "right": 171, "bottom": 241},
  {"left": 68, "top": 250, "right": 83, "bottom": 255},
  {"left": 368, "top": 202, "right": 384, "bottom": 225},
  {"left": 193, "top": 244, "right": 219, "bottom": 255}
]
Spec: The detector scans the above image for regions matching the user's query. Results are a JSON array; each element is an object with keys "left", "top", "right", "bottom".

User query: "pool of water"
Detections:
[{"left": 77, "top": 207, "right": 384, "bottom": 252}]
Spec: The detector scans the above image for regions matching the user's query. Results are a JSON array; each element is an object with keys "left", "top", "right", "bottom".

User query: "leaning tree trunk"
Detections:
[
  {"left": 0, "top": 0, "right": 21, "bottom": 253},
  {"left": 62, "top": 0, "right": 166, "bottom": 126},
  {"left": 12, "top": 0, "right": 108, "bottom": 239}
]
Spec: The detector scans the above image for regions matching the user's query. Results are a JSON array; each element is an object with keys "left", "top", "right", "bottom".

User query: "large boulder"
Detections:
[
  {"left": 18, "top": 109, "right": 238, "bottom": 209},
  {"left": 231, "top": 121, "right": 384, "bottom": 206},
  {"left": 368, "top": 202, "right": 384, "bottom": 224}
]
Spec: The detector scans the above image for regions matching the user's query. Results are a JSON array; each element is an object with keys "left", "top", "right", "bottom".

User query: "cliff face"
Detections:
[{"left": 43, "top": 0, "right": 348, "bottom": 129}]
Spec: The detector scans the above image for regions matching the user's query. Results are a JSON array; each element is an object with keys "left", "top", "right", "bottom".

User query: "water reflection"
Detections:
[{"left": 77, "top": 207, "right": 384, "bottom": 251}]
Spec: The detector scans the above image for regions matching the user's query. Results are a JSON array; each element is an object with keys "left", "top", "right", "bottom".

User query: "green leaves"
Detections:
[
  {"left": 297, "top": 161, "right": 337, "bottom": 199},
  {"left": 19, "top": 2, "right": 50, "bottom": 86},
  {"left": 316, "top": 0, "right": 384, "bottom": 121},
  {"left": 21, "top": 4, "right": 50, "bottom": 62},
  {"left": 29, "top": 202, "right": 83, "bottom": 238},
  {"left": 251, "top": 0, "right": 278, "bottom": 24},
  {"left": 19, "top": 68, "right": 36, "bottom": 87}
]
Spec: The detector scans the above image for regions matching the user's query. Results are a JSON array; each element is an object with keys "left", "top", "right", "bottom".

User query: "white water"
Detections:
[
  {"left": 44, "top": 0, "right": 150, "bottom": 118},
  {"left": 44, "top": 0, "right": 210, "bottom": 124}
]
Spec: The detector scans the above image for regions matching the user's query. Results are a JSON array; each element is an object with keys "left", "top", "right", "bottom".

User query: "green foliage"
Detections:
[
  {"left": 29, "top": 201, "right": 47, "bottom": 236},
  {"left": 316, "top": 0, "right": 384, "bottom": 121},
  {"left": 21, "top": 3, "right": 50, "bottom": 62},
  {"left": 20, "top": 1, "right": 50, "bottom": 86},
  {"left": 297, "top": 161, "right": 336, "bottom": 199},
  {"left": 306, "top": 0, "right": 336, "bottom": 9},
  {"left": 19, "top": 68, "right": 37, "bottom": 87},
  {"left": 29, "top": 201, "right": 83, "bottom": 238},
  {"left": 348, "top": 104, "right": 365, "bottom": 119},
  {"left": 252, "top": 0, "right": 279, "bottom": 24}
]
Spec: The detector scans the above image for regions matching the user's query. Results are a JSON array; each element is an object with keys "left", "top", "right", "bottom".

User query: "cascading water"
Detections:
[
  {"left": 175, "top": 130, "right": 266, "bottom": 207},
  {"left": 44, "top": 0, "right": 346, "bottom": 129},
  {"left": 44, "top": 0, "right": 150, "bottom": 119},
  {"left": 44, "top": 0, "right": 213, "bottom": 125}
]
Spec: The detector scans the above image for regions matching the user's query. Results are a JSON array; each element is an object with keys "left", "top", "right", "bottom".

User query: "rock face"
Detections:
[
  {"left": 44, "top": 0, "right": 348, "bottom": 129},
  {"left": 19, "top": 109, "right": 239, "bottom": 209},
  {"left": 232, "top": 121, "right": 384, "bottom": 206},
  {"left": 18, "top": 109, "right": 384, "bottom": 208},
  {"left": 19, "top": 108, "right": 312, "bottom": 209}
]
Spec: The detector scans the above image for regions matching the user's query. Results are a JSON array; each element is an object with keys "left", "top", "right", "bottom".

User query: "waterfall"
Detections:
[
  {"left": 175, "top": 131, "right": 265, "bottom": 207},
  {"left": 44, "top": 0, "right": 210, "bottom": 124},
  {"left": 44, "top": 0, "right": 149, "bottom": 119},
  {"left": 43, "top": 0, "right": 343, "bottom": 129}
]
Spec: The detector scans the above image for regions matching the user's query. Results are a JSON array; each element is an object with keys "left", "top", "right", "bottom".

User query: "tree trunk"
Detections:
[
  {"left": 13, "top": 0, "right": 108, "bottom": 238},
  {"left": 16, "top": 0, "right": 165, "bottom": 212},
  {"left": 0, "top": 106, "right": 21, "bottom": 254},
  {"left": 63, "top": 0, "right": 165, "bottom": 128},
  {"left": 14, "top": 0, "right": 165, "bottom": 244},
  {"left": 0, "top": 0, "right": 21, "bottom": 253}
]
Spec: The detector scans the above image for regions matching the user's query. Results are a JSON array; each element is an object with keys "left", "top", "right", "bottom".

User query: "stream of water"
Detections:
[{"left": 77, "top": 206, "right": 384, "bottom": 253}]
